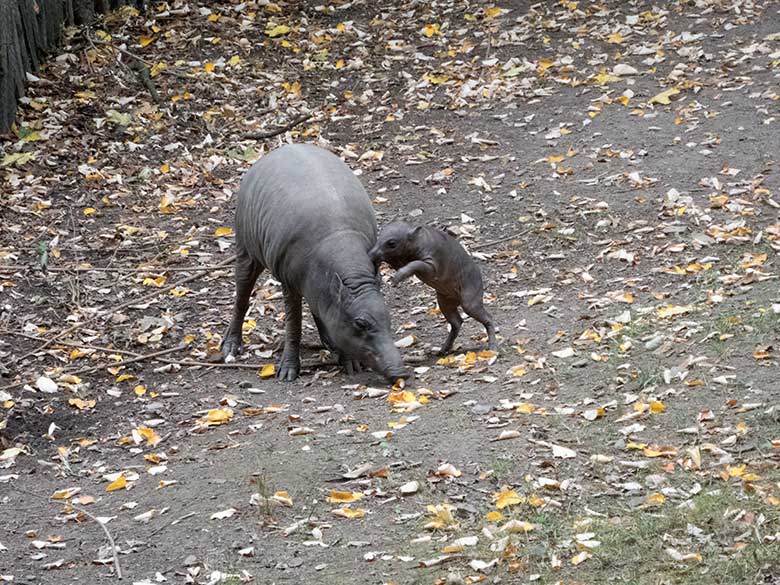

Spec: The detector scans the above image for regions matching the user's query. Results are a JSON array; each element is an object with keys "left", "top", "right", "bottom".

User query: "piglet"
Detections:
[{"left": 368, "top": 222, "right": 497, "bottom": 355}]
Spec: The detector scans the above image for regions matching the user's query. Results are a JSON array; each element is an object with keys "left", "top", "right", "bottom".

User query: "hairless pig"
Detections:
[
  {"left": 222, "top": 144, "right": 409, "bottom": 383},
  {"left": 369, "top": 222, "right": 497, "bottom": 355}
]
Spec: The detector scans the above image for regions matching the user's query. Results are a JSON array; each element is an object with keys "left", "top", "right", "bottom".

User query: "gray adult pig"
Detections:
[{"left": 221, "top": 144, "right": 409, "bottom": 383}]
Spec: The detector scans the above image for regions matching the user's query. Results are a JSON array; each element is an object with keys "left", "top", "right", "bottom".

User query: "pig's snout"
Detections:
[
  {"left": 368, "top": 246, "right": 382, "bottom": 265},
  {"left": 384, "top": 366, "right": 411, "bottom": 384},
  {"left": 368, "top": 340, "right": 409, "bottom": 384}
]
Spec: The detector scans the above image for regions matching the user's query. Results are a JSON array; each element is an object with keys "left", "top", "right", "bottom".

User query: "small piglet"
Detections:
[{"left": 368, "top": 222, "right": 497, "bottom": 355}]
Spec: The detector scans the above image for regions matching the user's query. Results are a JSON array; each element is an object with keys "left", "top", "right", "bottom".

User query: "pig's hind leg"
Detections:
[
  {"left": 222, "top": 248, "right": 263, "bottom": 362},
  {"left": 436, "top": 293, "right": 463, "bottom": 355},
  {"left": 461, "top": 289, "right": 498, "bottom": 352}
]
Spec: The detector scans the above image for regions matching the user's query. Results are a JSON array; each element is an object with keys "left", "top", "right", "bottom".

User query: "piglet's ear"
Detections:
[{"left": 409, "top": 225, "right": 423, "bottom": 239}]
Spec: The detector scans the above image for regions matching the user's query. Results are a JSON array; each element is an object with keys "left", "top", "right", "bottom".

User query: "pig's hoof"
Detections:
[
  {"left": 435, "top": 347, "right": 453, "bottom": 356},
  {"left": 276, "top": 363, "right": 300, "bottom": 382},
  {"left": 221, "top": 337, "right": 243, "bottom": 362},
  {"left": 341, "top": 358, "right": 363, "bottom": 376}
]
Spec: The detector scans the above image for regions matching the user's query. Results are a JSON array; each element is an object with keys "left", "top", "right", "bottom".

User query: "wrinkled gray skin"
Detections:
[
  {"left": 368, "top": 222, "right": 497, "bottom": 355},
  {"left": 222, "top": 144, "right": 409, "bottom": 383}
]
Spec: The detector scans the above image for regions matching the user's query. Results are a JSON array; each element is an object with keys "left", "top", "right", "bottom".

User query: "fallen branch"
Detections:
[
  {"left": 10, "top": 255, "right": 236, "bottom": 366},
  {"left": 70, "top": 344, "right": 188, "bottom": 377},
  {"left": 243, "top": 114, "right": 312, "bottom": 140}
]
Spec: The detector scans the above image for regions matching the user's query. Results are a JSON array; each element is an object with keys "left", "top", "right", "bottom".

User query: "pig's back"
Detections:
[{"left": 235, "top": 144, "right": 377, "bottom": 282}]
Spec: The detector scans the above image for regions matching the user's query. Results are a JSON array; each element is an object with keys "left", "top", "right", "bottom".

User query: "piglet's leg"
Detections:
[
  {"left": 277, "top": 286, "right": 303, "bottom": 381},
  {"left": 436, "top": 293, "right": 462, "bottom": 355},
  {"left": 222, "top": 248, "right": 263, "bottom": 361},
  {"left": 390, "top": 260, "right": 435, "bottom": 285},
  {"left": 462, "top": 300, "right": 498, "bottom": 352}
]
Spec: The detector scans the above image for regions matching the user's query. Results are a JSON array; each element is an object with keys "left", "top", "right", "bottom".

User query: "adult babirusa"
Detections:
[{"left": 222, "top": 144, "right": 409, "bottom": 383}]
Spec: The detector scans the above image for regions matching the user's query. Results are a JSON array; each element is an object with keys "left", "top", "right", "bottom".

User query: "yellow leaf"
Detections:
[
  {"left": 493, "top": 488, "right": 523, "bottom": 509},
  {"left": 159, "top": 193, "right": 175, "bottom": 213},
  {"left": 649, "top": 401, "right": 666, "bottom": 414},
  {"left": 486, "top": 510, "right": 504, "bottom": 522},
  {"left": 139, "top": 35, "right": 154, "bottom": 47},
  {"left": 645, "top": 492, "right": 666, "bottom": 507},
  {"left": 259, "top": 364, "right": 275, "bottom": 379},
  {"left": 214, "top": 226, "right": 234, "bottom": 237},
  {"left": 607, "top": 32, "right": 624, "bottom": 44},
  {"left": 335, "top": 59, "right": 345, "bottom": 69},
  {"left": 83, "top": 207, "right": 97, "bottom": 216},
  {"left": 199, "top": 407, "right": 234, "bottom": 426},
  {"left": 136, "top": 426, "right": 161, "bottom": 446},
  {"left": 51, "top": 487, "right": 79, "bottom": 500},
  {"left": 327, "top": 490, "right": 364, "bottom": 503},
  {"left": 501, "top": 519, "right": 535, "bottom": 533},
  {"left": 207, "top": 14, "right": 219, "bottom": 22},
  {"left": 204, "top": 62, "right": 215, "bottom": 73},
  {"left": 170, "top": 287, "right": 189, "bottom": 297},
  {"left": 423, "top": 23, "right": 441, "bottom": 37},
  {"left": 515, "top": 402, "right": 535, "bottom": 414},
  {"left": 649, "top": 87, "right": 680, "bottom": 105},
  {"left": 332, "top": 506, "right": 366, "bottom": 519},
  {"left": 547, "top": 154, "right": 565, "bottom": 164},
  {"left": 159, "top": 163, "right": 170, "bottom": 174},
  {"left": 656, "top": 304, "right": 692, "bottom": 318},
  {"left": 509, "top": 365, "right": 527, "bottom": 377},
  {"left": 591, "top": 70, "right": 620, "bottom": 85},
  {"left": 68, "top": 398, "right": 96, "bottom": 410},
  {"left": 69, "top": 348, "right": 88, "bottom": 360},
  {"left": 727, "top": 464, "right": 746, "bottom": 478},
  {"left": 571, "top": 551, "right": 592, "bottom": 565},
  {"left": 228, "top": 55, "right": 241, "bottom": 67},
  {"left": 265, "top": 24, "right": 291, "bottom": 37},
  {"left": 115, "top": 374, "right": 135, "bottom": 383},
  {"left": 272, "top": 491, "right": 293, "bottom": 507},
  {"left": 485, "top": 7, "right": 502, "bottom": 18},
  {"left": 644, "top": 445, "right": 678, "bottom": 458},
  {"left": 150, "top": 61, "right": 166, "bottom": 77},
  {"left": 106, "top": 475, "right": 127, "bottom": 492}
]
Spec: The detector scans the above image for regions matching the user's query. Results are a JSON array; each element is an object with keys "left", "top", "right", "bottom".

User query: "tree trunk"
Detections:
[{"left": 0, "top": 0, "right": 145, "bottom": 134}]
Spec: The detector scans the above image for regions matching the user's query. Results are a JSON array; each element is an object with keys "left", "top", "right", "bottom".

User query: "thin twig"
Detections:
[
  {"left": 243, "top": 114, "right": 313, "bottom": 140},
  {"left": 10, "top": 255, "right": 235, "bottom": 366},
  {"left": 9, "top": 485, "right": 122, "bottom": 579},
  {"left": 471, "top": 227, "right": 534, "bottom": 251},
  {"left": 70, "top": 344, "right": 188, "bottom": 377}
]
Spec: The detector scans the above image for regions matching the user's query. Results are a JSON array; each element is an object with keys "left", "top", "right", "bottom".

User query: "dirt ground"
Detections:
[{"left": 1, "top": 1, "right": 780, "bottom": 584}]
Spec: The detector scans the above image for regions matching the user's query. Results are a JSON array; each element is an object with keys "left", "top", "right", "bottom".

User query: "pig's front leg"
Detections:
[
  {"left": 277, "top": 286, "right": 303, "bottom": 381},
  {"left": 390, "top": 260, "right": 435, "bottom": 286}
]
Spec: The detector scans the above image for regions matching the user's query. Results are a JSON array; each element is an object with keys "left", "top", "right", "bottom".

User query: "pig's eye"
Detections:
[
  {"left": 354, "top": 317, "right": 371, "bottom": 332},
  {"left": 386, "top": 239, "right": 397, "bottom": 249}
]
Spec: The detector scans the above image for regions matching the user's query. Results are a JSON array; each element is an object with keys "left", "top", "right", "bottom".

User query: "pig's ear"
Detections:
[
  {"left": 331, "top": 272, "right": 352, "bottom": 304},
  {"left": 408, "top": 226, "right": 423, "bottom": 240}
]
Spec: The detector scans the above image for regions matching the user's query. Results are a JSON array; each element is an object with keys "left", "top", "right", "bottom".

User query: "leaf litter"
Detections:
[{"left": 1, "top": 0, "right": 780, "bottom": 583}]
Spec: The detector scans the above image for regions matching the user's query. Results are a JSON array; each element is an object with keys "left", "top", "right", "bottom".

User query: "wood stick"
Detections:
[
  {"left": 9, "top": 255, "right": 235, "bottom": 366},
  {"left": 69, "top": 344, "right": 188, "bottom": 377},
  {"left": 243, "top": 114, "right": 312, "bottom": 140}
]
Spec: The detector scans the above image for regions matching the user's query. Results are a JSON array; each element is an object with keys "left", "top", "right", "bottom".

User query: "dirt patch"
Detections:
[{"left": 1, "top": 1, "right": 779, "bottom": 584}]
